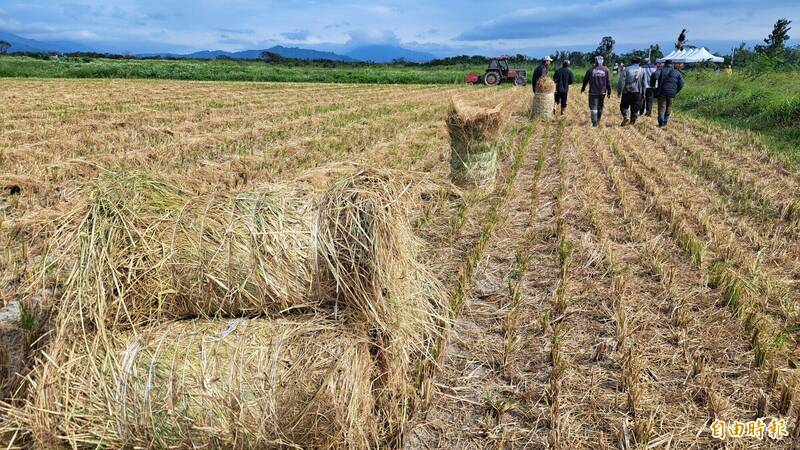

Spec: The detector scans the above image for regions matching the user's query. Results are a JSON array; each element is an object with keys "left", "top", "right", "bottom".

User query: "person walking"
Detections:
[
  {"left": 639, "top": 58, "right": 657, "bottom": 117},
  {"left": 552, "top": 60, "right": 574, "bottom": 116},
  {"left": 532, "top": 56, "right": 552, "bottom": 91},
  {"left": 650, "top": 59, "right": 684, "bottom": 127},
  {"left": 617, "top": 56, "right": 646, "bottom": 126},
  {"left": 581, "top": 56, "right": 612, "bottom": 127}
]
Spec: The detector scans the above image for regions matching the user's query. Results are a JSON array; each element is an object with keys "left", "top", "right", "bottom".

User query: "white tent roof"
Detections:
[{"left": 658, "top": 47, "right": 724, "bottom": 64}]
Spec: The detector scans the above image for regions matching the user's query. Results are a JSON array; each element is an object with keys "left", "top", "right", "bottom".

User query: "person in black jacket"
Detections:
[
  {"left": 650, "top": 60, "right": 684, "bottom": 127},
  {"left": 581, "top": 56, "right": 612, "bottom": 127},
  {"left": 552, "top": 60, "right": 574, "bottom": 116},
  {"left": 532, "top": 56, "right": 552, "bottom": 92}
]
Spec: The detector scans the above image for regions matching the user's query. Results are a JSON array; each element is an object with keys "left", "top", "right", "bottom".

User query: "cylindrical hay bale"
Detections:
[
  {"left": 49, "top": 171, "right": 446, "bottom": 336},
  {"left": 449, "top": 141, "right": 498, "bottom": 190},
  {"left": 50, "top": 174, "right": 318, "bottom": 331},
  {"left": 532, "top": 77, "right": 556, "bottom": 118},
  {"left": 446, "top": 99, "right": 503, "bottom": 189},
  {"left": 9, "top": 319, "right": 378, "bottom": 449},
  {"left": 314, "top": 170, "right": 447, "bottom": 443},
  {"left": 167, "top": 190, "right": 316, "bottom": 317}
]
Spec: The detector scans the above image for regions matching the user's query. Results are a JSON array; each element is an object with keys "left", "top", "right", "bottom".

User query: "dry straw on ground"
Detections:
[
  {"left": 532, "top": 77, "right": 556, "bottom": 118},
  {"left": 446, "top": 99, "right": 504, "bottom": 189},
  {"left": 4, "top": 318, "right": 378, "bottom": 449},
  {"left": 1, "top": 168, "right": 447, "bottom": 449}
]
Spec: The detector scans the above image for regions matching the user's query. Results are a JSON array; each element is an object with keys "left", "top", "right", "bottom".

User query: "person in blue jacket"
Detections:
[{"left": 650, "top": 60, "right": 684, "bottom": 127}]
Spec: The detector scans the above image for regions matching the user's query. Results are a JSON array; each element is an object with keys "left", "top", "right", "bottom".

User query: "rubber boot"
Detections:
[
  {"left": 591, "top": 111, "right": 598, "bottom": 127},
  {"left": 658, "top": 116, "right": 665, "bottom": 127}
]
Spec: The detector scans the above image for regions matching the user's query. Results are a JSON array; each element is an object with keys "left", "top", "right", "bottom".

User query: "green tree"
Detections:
[
  {"left": 756, "top": 18, "right": 791, "bottom": 56},
  {"left": 648, "top": 44, "right": 663, "bottom": 60},
  {"left": 596, "top": 36, "right": 615, "bottom": 62},
  {"left": 260, "top": 51, "right": 283, "bottom": 63},
  {"left": 0, "top": 40, "right": 11, "bottom": 55}
]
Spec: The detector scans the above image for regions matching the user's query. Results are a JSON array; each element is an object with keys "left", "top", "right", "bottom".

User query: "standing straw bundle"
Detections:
[
  {"left": 6, "top": 319, "right": 378, "bottom": 449},
  {"left": 446, "top": 99, "right": 504, "bottom": 190},
  {"left": 532, "top": 77, "right": 556, "bottom": 118}
]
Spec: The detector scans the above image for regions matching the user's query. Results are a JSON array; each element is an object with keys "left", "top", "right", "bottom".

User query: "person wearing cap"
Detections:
[
  {"left": 532, "top": 56, "right": 552, "bottom": 92},
  {"left": 650, "top": 59, "right": 684, "bottom": 127},
  {"left": 552, "top": 60, "right": 574, "bottom": 116},
  {"left": 639, "top": 58, "right": 658, "bottom": 117},
  {"left": 617, "top": 56, "right": 645, "bottom": 126},
  {"left": 581, "top": 55, "right": 612, "bottom": 127}
]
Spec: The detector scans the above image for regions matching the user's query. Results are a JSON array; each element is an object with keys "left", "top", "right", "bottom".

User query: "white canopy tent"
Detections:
[{"left": 658, "top": 47, "right": 724, "bottom": 64}]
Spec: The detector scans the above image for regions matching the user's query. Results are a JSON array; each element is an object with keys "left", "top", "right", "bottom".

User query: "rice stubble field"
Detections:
[{"left": 1, "top": 78, "right": 800, "bottom": 448}]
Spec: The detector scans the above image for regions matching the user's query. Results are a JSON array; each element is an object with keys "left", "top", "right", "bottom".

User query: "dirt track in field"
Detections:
[{"left": 1, "top": 80, "right": 799, "bottom": 449}]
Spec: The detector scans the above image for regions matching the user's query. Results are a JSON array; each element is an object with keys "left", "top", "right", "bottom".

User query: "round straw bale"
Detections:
[
  {"left": 532, "top": 93, "right": 555, "bottom": 119},
  {"left": 314, "top": 170, "right": 445, "bottom": 345},
  {"left": 314, "top": 171, "right": 448, "bottom": 442},
  {"left": 446, "top": 99, "right": 503, "bottom": 151},
  {"left": 5, "top": 319, "right": 378, "bottom": 449},
  {"left": 449, "top": 141, "right": 498, "bottom": 189},
  {"left": 166, "top": 189, "right": 316, "bottom": 317},
  {"left": 535, "top": 76, "right": 556, "bottom": 94},
  {"left": 49, "top": 174, "right": 318, "bottom": 331}
]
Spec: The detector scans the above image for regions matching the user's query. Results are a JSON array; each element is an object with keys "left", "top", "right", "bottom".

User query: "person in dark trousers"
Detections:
[
  {"left": 531, "top": 56, "right": 552, "bottom": 92},
  {"left": 552, "top": 60, "right": 574, "bottom": 116},
  {"left": 650, "top": 59, "right": 684, "bottom": 127},
  {"left": 617, "top": 56, "right": 645, "bottom": 126},
  {"left": 581, "top": 56, "right": 612, "bottom": 127},
  {"left": 639, "top": 58, "right": 657, "bottom": 116}
]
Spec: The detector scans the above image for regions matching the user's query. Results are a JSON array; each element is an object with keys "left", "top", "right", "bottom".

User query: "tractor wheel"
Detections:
[
  {"left": 514, "top": 76, "right": 526, "bottom": 87},
  {"left": 484, "top": 72, "right": 500, "bottom": 86}
]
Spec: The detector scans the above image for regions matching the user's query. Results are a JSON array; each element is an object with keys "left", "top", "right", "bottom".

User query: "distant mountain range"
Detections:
[
  {"left": 159, "top": 46, "right": 359, "bottom": 62},
  {"left": 0, "top": 31, "right": 438, "bottom": 63},
  {"left": 0, "top": 31, "right": 90, "bottom": 53},
  {"left": 345, "top": 45, "right": 436, "bottom": 63}
]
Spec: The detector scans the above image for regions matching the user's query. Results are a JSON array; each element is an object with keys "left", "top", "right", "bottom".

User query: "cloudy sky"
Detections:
[{"left": 1, "top": 0, "right": 798, "bottom": 55}]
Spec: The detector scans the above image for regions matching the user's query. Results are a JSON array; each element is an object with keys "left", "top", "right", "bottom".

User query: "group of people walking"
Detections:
[{"left": 532, "top": 55, "right": 685, "bottom": 128}]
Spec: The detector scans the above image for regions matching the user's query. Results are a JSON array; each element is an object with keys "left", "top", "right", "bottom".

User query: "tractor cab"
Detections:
[
  {"left": 464, "top": 56, "right": 527, "bottom": 86},
  {"left": 488, "top": 58, "right": 510, "bottom": 73},
  {"left": 483, "top": 56, "right": 526, "bottom": 86}
]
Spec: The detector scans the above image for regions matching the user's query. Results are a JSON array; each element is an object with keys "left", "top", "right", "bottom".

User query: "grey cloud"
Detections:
[
  {"left": 219, "top": 37, "right": 254, "bottom": 46},
  {"left": 217, "top": 27, "right": 255, "bottom": 35},
  {"left": 281, "top": 29, "right": 310, "bottom": 40},
  {"left": 456, "top": 0, "right": 787, "bottom": 41},
  {"left": 346, "top": 29, "right": 400, "bottom": 46},
  {"left": 324, "top": 21, "right": 350, "bottom": 30}
]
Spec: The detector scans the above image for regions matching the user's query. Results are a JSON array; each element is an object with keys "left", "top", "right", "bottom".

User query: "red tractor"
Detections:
[{"left": 465, "top": 56, "right": 527, "bottom": 86}]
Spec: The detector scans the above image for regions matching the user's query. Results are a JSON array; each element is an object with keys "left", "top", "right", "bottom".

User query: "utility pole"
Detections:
[{"left": 731, "top": 47, "right": 735, "bottom": 67}]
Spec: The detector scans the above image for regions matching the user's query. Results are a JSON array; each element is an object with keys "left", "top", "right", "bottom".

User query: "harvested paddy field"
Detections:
[{"left": 1, "top": 78, "right": 799, "bottom": 449}]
